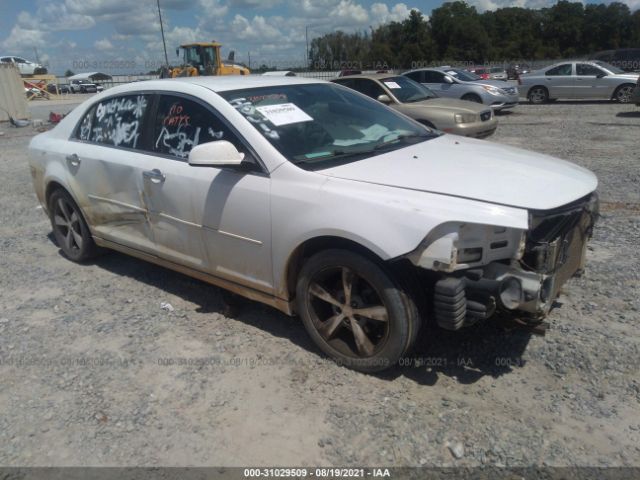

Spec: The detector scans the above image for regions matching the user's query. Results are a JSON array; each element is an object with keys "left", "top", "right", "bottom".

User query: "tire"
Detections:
[
  {"left": 48, "top": 189, "right": 98, "bottom": 262},
  {"left": 295, "top": 249, "right": 420, "bottom": 372},
  {"left": 461, "top": 93, "right": 482, "bottom": 103},
  {"left": 528, "top": 86, "right": 548, "bottom": 104},
  {"left": 613, "top": 84, "right": 635, "bottom": 104}
]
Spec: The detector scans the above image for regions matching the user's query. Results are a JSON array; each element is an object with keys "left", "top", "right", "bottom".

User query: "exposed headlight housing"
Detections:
[
  {"left": 406, "top": 222, "right": 527, "bottom": 272},
  {"left": 455, "top": 113, "right": 478, "bottom": 124}
]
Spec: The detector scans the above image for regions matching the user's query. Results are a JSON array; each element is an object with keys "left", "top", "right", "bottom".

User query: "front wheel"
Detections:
[
  {"left": 296, "top": 249, "right": 420, "bottom": 372},
  {"left": 461, "top": 93, "right": 483, "bottom": 103},
  {"left": 614, "top": 84, "right": 635, "bottom": 103},
  {"left": 49, "top": 189, "right": 98, "bottom": 262}
]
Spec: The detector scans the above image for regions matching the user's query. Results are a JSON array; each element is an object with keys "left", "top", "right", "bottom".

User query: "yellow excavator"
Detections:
[{"left": 160, "top": 41, "right": 250, "bottom": 78}]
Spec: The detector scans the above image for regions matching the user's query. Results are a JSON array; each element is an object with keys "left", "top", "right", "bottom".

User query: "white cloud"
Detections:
[
  {"left": 199, "top": 0, "right": 230, "bottom": 18},
  {"left": 371, "top": 3, "right": 418, "bottom": 24},
  {"left": 330, "top": 0, "right": 370, "bottom": 25},
  {"left": 94, "top": 38, "right": 114, "bottom": 50},
  {"left": 228, "top": 0, "right": 283, "bottom": 7},
  {"left": 230, "top": 14, "right": 284, "bottom": 42},
  {"left": 0, "top": 25, "right": 48, "bottom": 51}
]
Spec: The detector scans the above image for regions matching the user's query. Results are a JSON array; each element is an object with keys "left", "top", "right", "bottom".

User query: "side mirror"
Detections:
[
  {"left": 443, "top": 76, "right": 454, "bottom": 84},
  {"left": 188, "top": 141, "right": 244, "bottom": 167},
  {"left": 377, "top": 94, "right": 392, "bottom": 104},
  {"left": 596, "top": 72, "right": 606, "bottom": 79}
]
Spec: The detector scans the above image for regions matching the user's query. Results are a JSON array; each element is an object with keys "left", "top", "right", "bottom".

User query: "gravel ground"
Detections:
[{"left": 0, "top": 100, "right": 639, "bottom": 469}]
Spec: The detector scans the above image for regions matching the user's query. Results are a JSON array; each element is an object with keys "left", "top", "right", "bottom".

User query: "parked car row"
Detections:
[
  {"left": 29, "top": 75, "right": 599, "bottom": 371},
  {"left": 43, "top": 80, "right": 104, "bottom": 94},
  {"left": 331, "top": 74, "right": 497, "bottom": 138},
  {"left": 403, "top": 67, "right": 519, "bottom": 111}
]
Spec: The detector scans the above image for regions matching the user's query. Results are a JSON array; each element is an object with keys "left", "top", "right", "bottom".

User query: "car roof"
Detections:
[
  {"left": 155, "top": 75, "right": 324, "bottom": 92},
  {"left": 331, "top": 73, "right": 401, "bottom": 81}
]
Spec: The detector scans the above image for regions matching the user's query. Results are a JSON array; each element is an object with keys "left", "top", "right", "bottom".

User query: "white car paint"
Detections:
[
  {"left": 29, "top": 76, "right": 598, "bottom": 316},
  {"left": 320, "top": 135, "right": 597, "bottom": 210}
]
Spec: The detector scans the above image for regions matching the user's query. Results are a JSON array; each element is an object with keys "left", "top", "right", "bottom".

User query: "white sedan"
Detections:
[{"left": 29, "top": 76, "right": 599, "bottom": 372}]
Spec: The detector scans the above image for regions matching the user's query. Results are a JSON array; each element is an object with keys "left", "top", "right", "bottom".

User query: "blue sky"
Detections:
[{"left": 1, "top": 0, "right": 638, "bottom": 75}]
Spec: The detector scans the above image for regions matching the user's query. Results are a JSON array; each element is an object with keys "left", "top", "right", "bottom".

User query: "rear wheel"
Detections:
[
  {"left": 49, "top": 189, "right": 98, "bottom": 262},
  {"left": 528, "top": 86, "right": 548, "bottom": 104},
  {"left": 296, "top": 249, "right": 419, "bottom": 372},
  {"left": 613, "top": 84, "right": 635, "bottom": 103}
]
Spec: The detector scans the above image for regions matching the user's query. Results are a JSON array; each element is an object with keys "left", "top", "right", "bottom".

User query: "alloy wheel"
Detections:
[
  {"left": 52, "top": 197, "right": 84, "bottom": 254},
  {"left": 616, "top": 85, "right": 634, "bottom": 103},
  {"left": 306, "top": 266, "right": 390, "bottom": 359}
]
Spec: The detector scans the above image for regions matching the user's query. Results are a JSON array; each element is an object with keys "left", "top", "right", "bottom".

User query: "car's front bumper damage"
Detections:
[{"left": 428, "top": 193, "right": 599, "bottom": 330}]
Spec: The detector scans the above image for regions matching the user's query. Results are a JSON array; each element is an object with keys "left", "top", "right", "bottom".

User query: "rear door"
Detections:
[
  {"left": 143, "top": 93, "right": 274, "bottom": 292},
  {"left": 70, "top": 93, "right": 157, "bottom": 253},
  {"left": 544, "top": 63, "right": 574, "bottom": 98}
]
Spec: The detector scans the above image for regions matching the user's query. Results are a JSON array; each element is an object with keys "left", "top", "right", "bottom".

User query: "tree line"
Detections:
[{"left": 308, "top": 1, "right": 640, "bottom": 70}]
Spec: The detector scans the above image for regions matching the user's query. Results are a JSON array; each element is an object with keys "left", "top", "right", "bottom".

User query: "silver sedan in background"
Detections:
[
  {"left": 519, "top": 61, "right": 639, "bottom": 103},
  {"left": 403, "top": 67, "right": 519, "bottom": 111}
]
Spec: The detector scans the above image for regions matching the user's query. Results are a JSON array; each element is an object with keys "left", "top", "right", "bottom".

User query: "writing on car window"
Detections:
[
  {"left": 89, "top": 95, "right": 149, "bottom": 148},
  {"left": 153, "top": 96, "right": 234, "bottom": 159}
]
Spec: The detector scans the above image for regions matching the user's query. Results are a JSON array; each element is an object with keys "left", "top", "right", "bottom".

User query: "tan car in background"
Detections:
[{"left": 332, "top": 74, "right": 497, "bottom": 138}]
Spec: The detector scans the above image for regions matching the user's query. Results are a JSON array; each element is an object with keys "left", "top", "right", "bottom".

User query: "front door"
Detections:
[
  {"left": 423, "top": 70, "right": 459, "bottom": 98},
  {"left": 575, "top": 63, "right": 609, "bottom": 99},
  {"left": 143, "top": 94, "right": 274, "bottom": 292}
]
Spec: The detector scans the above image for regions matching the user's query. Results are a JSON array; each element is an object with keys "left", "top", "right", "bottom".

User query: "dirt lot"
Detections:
[{"left": 0, "top": 100, "right": 639, "bottom": 469}]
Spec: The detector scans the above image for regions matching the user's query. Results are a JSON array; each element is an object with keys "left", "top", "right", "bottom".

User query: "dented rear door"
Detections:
[{"left": 71, "top": 94, "right": 157, "bottom": 253}]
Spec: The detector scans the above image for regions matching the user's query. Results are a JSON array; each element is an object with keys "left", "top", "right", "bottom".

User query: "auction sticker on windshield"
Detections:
[
  {"left": 255, "top": 103, "right": 313, "bottom": 126},
  {"left": 383, "top": 81, "right": 401, "bottom": 89}
]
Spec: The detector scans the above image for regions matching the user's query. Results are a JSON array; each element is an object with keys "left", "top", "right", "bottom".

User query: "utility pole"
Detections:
[
  {"left": 248, "top": 52, "right": 251, "bottom": 69},
  {"left": 305, "top": 25, "right": 309, "bottom": 69},
  {"left": 157, "top": 0, "right": 169, "bottom": 67}
]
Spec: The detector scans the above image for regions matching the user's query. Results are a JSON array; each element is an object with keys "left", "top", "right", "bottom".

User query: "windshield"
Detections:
[
  {"left": 381, "top": 76, "right": 437, "bottom": 103},
  {"left": 447, "top": 69, "right": 480, "bottom": 81},
  {"left": 220, "top": 83, "right": 438, "bottom": 170},
  {"left": 593, "top": 61, "right": 624, "bottom": 74}
]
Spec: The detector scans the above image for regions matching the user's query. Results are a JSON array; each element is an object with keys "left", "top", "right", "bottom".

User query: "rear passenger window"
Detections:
[
  {"left": 546, "top": 64, "right": 572, "bottom": 76},
  {"left": 152, "top": 95, "right": 240, "bottom": 160},
  {"left": 89, "top": 94, "right": 151, "bottom": 148},
  {"left": 76, "top": 106, "right": 96, "bottom": 141}
]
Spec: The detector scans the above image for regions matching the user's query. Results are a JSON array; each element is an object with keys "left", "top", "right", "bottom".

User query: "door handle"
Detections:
[
  {"left": 66, "top": 154, "right": 80, "bottom": 167},
  {"left": 143, "top": 168, "right": 166, "bottom": 184}
]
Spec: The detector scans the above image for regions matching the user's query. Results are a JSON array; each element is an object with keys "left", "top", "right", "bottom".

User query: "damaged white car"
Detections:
[{"left": 28, "top": 77, "right": 599, "bottom": 372}]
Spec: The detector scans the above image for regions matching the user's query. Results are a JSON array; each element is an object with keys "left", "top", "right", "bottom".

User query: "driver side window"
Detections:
[
  {"left": 152, "top": 95, "right": 244, "bottom": 161},
  {"left": 352, "top": 79, "right": 386, "bottom": 100},
  {"left": 424, "top": 71, "right": 446, "bottom": 83},
  {"left": 576, "top": 64, "right": 603, "bottom": 76}
]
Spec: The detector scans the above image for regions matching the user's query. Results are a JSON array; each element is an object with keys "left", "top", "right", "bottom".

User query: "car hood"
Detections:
[
  {"left": 400, "top": 98, "right": 488, "bottom": 114},
  {"left": 319, "top": 135, "right": 597, "bottom": 211}
]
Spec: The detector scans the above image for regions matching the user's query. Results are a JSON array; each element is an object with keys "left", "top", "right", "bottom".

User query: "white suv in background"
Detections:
[{"left": 0, "top": 56, "right": 47, "bottom": 75}]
